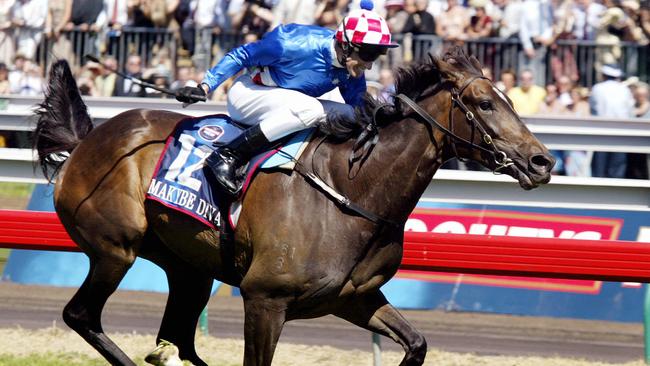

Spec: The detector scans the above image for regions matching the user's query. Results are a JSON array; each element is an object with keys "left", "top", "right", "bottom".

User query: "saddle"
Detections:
[{"left": 146, "top": 114, "right": 313, "bottom": 232}]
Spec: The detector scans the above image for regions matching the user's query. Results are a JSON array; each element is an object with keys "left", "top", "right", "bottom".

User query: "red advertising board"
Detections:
[{"left": 397, "top": 208, "right": 624, "bottom": 294}]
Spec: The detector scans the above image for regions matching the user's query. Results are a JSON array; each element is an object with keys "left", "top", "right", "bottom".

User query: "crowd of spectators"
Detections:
[
  {"left": 494, "top": 64, "right": 650, "bottom": 179},
  {"left": 0, "top": 0, "right": 647, "bottom": 91},
  {"left": 0, "top": 0, "right": 647, "bottom": 79},
  {"left": 0, "top": 0, "right": 649, "bottom": 177}
]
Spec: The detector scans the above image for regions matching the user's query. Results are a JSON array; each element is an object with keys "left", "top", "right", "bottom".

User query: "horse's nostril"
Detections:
[{"left": 530, "top": 154, "right": 555, "bottom": 171}]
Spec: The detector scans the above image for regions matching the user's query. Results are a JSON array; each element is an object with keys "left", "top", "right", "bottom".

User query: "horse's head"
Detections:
[{"left": 410, "top": 47, "right": 555, "bottom": 190}]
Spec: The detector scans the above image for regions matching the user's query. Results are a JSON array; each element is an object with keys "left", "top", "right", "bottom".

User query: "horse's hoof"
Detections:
[{"left": 145, "top": 339, "right": 192, "bottom": 366}]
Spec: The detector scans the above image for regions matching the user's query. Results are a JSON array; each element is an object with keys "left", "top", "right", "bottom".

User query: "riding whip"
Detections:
[{"left": 83, "top": 54, "right": 207, "bottom": 102}]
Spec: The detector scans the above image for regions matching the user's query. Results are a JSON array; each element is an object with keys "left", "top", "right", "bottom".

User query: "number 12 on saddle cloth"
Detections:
[{"left": 146, "top": 114, "right": 313, "bottom": 229}]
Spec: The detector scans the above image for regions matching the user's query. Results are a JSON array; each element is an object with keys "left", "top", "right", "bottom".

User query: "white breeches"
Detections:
[{"left": 227, "top": 74, "right": 355, "bottom": 141}]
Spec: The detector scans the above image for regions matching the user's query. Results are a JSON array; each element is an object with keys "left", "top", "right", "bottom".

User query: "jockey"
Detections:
[
  {"left": 175, "top": 0, "right": 398, "bottom": 196},
  {"left": 176, "top": 0, "right": 398, "bottom": 196}
]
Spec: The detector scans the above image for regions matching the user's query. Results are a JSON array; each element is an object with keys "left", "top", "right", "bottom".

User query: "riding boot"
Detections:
[{"left": 206, "top": 124, "right": 272, "bottom": 196}]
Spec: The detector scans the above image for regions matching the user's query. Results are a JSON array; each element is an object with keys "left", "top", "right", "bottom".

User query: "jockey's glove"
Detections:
[{"left": 175, "top": 85, "right": 206, "bottom": 104}]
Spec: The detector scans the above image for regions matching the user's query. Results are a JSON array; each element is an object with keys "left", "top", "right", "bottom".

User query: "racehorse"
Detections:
[{"left": 33, "top": 46, "right": 554, "bottom": 366}]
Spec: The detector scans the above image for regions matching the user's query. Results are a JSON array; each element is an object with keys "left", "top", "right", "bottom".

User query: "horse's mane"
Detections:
[{"left": 319, "top": 46, "right": 482, "bottom": 140}]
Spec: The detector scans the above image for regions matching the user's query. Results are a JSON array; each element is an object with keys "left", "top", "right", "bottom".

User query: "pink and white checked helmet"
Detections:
[{"left": 335, "top": 0, "right": 399, "bottom": 48}]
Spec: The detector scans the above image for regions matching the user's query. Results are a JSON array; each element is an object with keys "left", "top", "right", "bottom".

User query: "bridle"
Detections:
[
  {"left": 395, "top": 75, "right": 514, "bottom": 173},
  {"left": 282, "top": 74, "right": 516, "bottom": 228}
]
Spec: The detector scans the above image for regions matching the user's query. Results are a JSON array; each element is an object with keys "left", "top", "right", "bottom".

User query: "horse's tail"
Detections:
[{"left": 33, "top": 60, "right": 93, "bottom": 182}]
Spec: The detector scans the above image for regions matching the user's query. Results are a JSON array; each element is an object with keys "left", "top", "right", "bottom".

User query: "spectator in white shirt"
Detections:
[
  {"left": 97, "top": 0, "right": 129, "bottom": 30},
  {"left": 518, "top": 0, "right": 554, "bottom": 85},
  {"left": 8, "top": 53, "right": 26, "bottom": 91},
  {"left": 0, "top": 0, "right": 15, "bottom": 67},
  {"left": 590, "top": 64, "right": 634, "bottom": 178},
  {"left": 572, "top": 0, "right": 605, "bottom": 40},
  {"left": 194, "top": 0, "right": 231, "bottom": 31},
  {"left": 271, "top": 0, "right": 317, "bottom": 28},
  {"left": 493, "top": 0, "right": 522, "bottom": 38},
  {"left": 10, "top": 58, "right": 44, "bottom": 96},
  {"left": 11, "top": 0, "right": 48, "bottom": 60}
]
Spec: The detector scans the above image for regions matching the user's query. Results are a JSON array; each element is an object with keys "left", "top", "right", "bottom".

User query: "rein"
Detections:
[
  {"left": 395, "top": 76, "right": 513, "bottom": 173},
  {"left": 293, "top": 162, "right": 400, "bottom": 228},
  {"left": 273, "top": 76, "right": 514, "bottom": 228},
  {"left": 273, "top": 148, "right": 400, "bottom": 228}
]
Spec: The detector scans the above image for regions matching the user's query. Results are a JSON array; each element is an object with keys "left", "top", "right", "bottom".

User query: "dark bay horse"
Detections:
[{"left": 33, "top": 47, "right": 554, "bottom": 366}]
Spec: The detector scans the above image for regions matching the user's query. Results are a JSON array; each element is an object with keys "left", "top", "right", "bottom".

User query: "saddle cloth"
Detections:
[{"left": 145, "top": 114, "right": 313, "bottom": 230}]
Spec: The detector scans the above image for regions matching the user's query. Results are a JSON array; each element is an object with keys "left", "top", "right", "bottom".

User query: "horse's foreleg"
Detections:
[
  {"left": 156, "top": 260, "right": 213, "bottom": 366},
  {"left": 241, "top": 296, "right": 288, "bottom": 366},
  {"left": 63, "top": 256, "right": 136, "bottom": 366},
  {"left": 335, "top": 291, "right": 427, "bottom": 366}
]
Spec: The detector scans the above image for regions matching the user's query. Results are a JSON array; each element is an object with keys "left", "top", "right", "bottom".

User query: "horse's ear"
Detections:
[
  {"left": 435, "top": 56, "right": 462, "bottom": 84},
  {"left": 428, "top": 52, "right": 445, "bottom": 72},
  {"left": 469, "top": 55, "right": 482, "bottom": 74}
]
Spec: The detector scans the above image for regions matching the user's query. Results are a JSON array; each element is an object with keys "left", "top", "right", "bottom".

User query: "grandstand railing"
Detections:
[
  {"left": 36, "top": 27, "right": 177, "bottom": 75},
  {"left": 33, "top": 27, "right": 649, "bottom": 88},
  {"left": 391, "top": 35, "right": 650, "bottom": 87}
]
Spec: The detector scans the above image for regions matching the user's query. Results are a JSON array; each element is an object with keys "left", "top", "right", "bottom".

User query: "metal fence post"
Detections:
[
  {"left": 643, "top": 284, "right": 650, "bottom": 365},
  {"left": 199, "top": 306, "right": 209, "bottom": 336},
  {"left": 372, "top": 332, "right": 381, "bottom": 366}
]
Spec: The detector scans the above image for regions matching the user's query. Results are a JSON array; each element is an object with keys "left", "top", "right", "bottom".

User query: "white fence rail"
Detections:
[
  {"left": 426, "top": 170, "right": 650, "bottom": 211},
  {"left": 1, "top": 95, "right": 649, "bottom": 211},
  {"left": 3, "top": 95, "right": 650, "bottom": 152},
  {"left": 0, "top": 95, "right": 227, "bottom": 125},
  {"left": 524, "top": 116, "right": 650, "bottom": 154}
]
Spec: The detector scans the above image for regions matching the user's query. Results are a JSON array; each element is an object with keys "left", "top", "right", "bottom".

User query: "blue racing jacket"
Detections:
[{"left": 202, "top": 24, "right": 366, "bottom": 107}]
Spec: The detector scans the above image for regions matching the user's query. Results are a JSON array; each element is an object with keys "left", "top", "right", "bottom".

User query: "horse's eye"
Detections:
[{"left": 479, "top": 101, "right": 492, "bottom": 111}]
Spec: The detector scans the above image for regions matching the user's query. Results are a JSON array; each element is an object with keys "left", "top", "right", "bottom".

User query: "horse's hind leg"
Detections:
[
  {"left": 158, "top": 269, "right": 212, "bottom": 366},
  {"left": 141, "top": 237, "right": 213, "bottom": 366},
  {"left": 63, "top": 254, "right": 136, "bottom": 366},
  {"left": 335, "top": 291, "right": 427, "bottom": 366}
]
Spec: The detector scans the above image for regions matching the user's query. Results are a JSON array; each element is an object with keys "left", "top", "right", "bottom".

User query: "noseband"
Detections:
[{"left": 395, "top": 76, "right": 514, "bottom": 173}]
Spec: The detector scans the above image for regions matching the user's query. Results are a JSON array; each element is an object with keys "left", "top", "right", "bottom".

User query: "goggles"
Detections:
[{"left": 353, "top": 45, "right": 387, "bottom": 62}]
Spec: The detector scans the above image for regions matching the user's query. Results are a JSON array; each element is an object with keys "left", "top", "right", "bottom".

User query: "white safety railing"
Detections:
[
  {"left": 0, "top": 95, "right": 227, "bottom": 124},
  {"left": 3, "top": 95, "right": 650, "bottom": 152},
  {"left": 427, "top": 170, "right": 650, "bottom": 211},
  {"left": 1, "top": 95, "right": 649, "bottom": 211},
  {"left": 524, "top": 115, "right": 650, "bottom": 154}
]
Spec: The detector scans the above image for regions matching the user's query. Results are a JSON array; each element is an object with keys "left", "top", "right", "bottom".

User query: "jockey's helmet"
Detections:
[{"left": 335, "top": 0, "right": 399, "bottom": 62}]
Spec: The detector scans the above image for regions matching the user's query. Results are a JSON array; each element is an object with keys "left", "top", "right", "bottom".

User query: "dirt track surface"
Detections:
[{"left": 0, "top": 282, "right": 644, "bottom": 364}]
